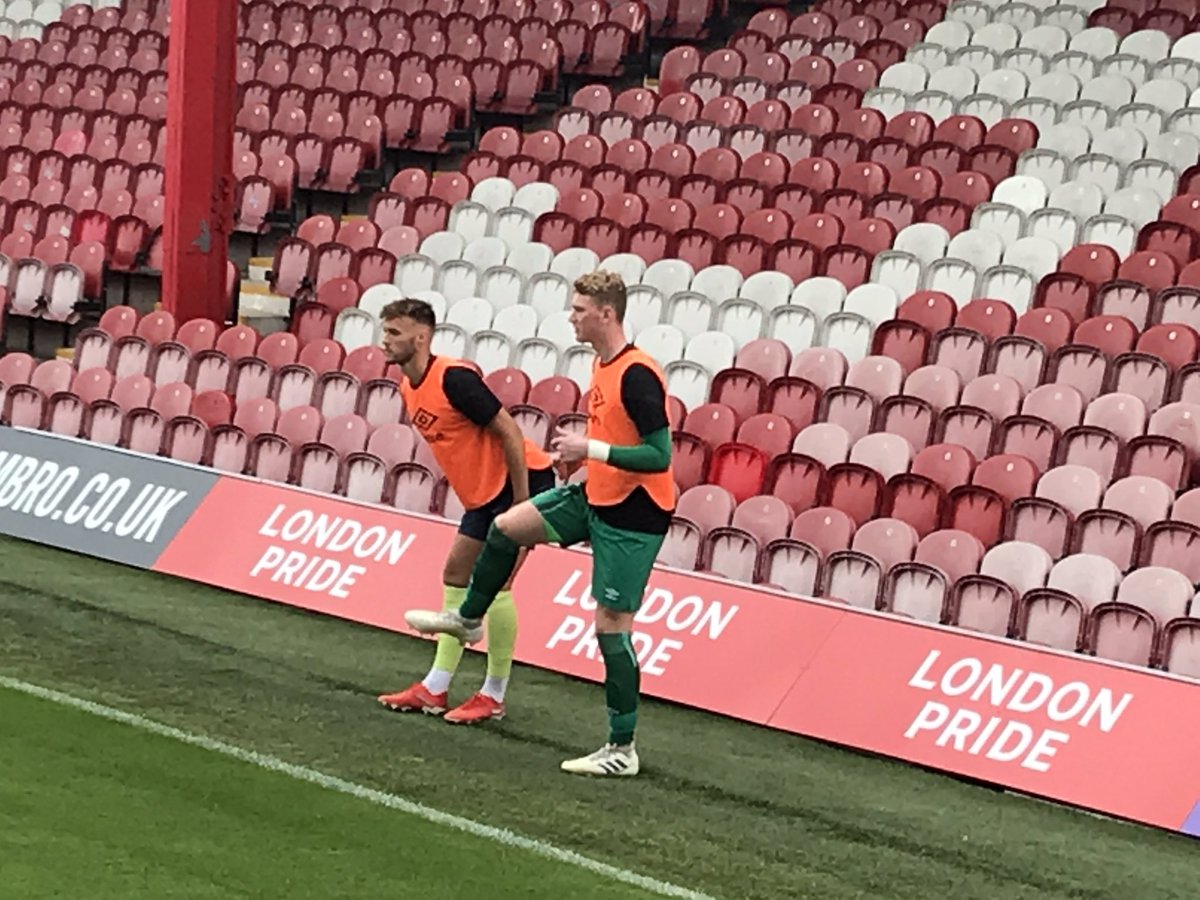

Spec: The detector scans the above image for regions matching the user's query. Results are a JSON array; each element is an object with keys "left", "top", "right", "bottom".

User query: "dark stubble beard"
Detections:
[{"left": 385, "top": 346, "right": 413, "bottom": 366}]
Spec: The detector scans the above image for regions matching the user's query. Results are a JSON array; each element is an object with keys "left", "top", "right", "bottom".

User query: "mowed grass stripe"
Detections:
[{"left": 0, "top": 681, "right": 698, "bottom": 900}]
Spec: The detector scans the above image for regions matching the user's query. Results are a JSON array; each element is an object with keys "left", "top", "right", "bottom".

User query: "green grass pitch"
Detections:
[{"left": 1, "top": 535, "right": 1196, "bottom": 899}]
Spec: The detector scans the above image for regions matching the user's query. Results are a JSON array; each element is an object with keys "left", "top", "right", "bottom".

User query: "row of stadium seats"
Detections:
[{"left": 238, "top": 9, "right": 639, "bottom": 82}]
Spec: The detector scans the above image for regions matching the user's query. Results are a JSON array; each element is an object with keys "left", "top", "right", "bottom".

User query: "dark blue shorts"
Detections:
[{"left": 457, "top": 467, "right": 556, "bottom": 540}]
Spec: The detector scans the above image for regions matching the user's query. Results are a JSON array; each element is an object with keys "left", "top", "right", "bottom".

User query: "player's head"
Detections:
[
  {"left": 379, "top": 298, "right": 436, "bottom": 366},
  {"left": 569, "top": 270, "right": 627, "bottom": 345}
]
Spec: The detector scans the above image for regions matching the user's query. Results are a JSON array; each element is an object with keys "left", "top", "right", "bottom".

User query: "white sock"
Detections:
[
  {"left": 422, "top": 669, "right": 453, "bottom": 695},
  {"left": 480, "top": 676, "right": 508, "bottom": 702}
]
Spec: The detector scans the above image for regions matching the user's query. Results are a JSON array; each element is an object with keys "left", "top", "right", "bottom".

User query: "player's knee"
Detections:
[
  {"left": 486, "top": 519, "right": 520, "bottom": 553},
  {"left": 493, "top": 505, "right": 517, "bottom": 530},
  {"left": 595, "top": 606, "right": 634, "bottom": 634},
  {"left": 493, "top": 506, "right": 532, "bottom": 540}
]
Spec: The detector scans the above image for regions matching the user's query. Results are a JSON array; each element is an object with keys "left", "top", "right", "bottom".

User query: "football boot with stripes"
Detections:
[{"left": 560, "top": 743, "right": 639, "bottom": 776}]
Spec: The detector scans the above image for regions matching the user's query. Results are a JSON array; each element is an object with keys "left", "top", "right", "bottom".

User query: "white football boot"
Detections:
[
  {"left": 560, "top": 743, "right": 640, "bottom": 777},
  {"left": 404, "top": 609, "right": 484, "bottom": 644}
]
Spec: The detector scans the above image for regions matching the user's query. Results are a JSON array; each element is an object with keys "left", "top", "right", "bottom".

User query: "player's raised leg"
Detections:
[{"left": 405, "top": 494, "right": 573, "bottom": 640}]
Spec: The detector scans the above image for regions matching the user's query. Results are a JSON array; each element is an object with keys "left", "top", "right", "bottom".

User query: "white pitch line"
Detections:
[{"left": 0, "top": 675, "right": 715, "bottom": 900}]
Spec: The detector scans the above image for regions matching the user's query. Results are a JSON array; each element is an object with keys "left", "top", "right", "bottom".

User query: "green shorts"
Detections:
[{"left": 532, "top": 483, "right": 665, "bottom": 613}]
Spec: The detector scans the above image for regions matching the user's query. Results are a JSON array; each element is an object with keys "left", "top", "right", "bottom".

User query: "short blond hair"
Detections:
[{"left": 574, "top": 270, "right": 627, "bottom": 322}]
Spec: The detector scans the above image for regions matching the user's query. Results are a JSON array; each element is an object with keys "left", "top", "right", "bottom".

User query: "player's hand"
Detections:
[
  {"left": 552, "top": 453, "right": 571, "bottom": 482},
  {"left": 551, "top": 428, "right": 588, "bottom": 463},
  {"left": 549, "top": 450, "right": 579, "bottom": 482}
]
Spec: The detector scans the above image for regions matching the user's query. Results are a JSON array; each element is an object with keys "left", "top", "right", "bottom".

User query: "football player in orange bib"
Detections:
[{"left": 377, "top": 298, "right": 555, "bottom": 724}]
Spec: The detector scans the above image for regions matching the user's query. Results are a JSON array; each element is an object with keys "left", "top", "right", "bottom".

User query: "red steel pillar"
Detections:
[{"left": 162, "top": 0, "right": 239, "bottom": 324}]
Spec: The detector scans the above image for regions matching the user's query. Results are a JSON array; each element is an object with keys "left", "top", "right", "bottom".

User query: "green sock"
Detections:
[
  {"left": 485, "top": 591, "right": 517, "bottom": 680},
  {"left": 428, "top": 586, "right": 467, "bottom": 683},
  {"left": 597, "top": 632, "right": 639, "bottom": 746},
  {"left": 460, "top": 523, "right": 521, "bottom": 620}
]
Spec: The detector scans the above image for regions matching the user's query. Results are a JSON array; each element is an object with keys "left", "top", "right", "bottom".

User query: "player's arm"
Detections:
[
  {"left": 588, "top": 364, "right": 671, "bottom": 473},
  {"left": 488, "top": 410, "right": 532, "bottom": 502},
  {"left": 443, "top": 367, "right": 531, "bottom": 502}
]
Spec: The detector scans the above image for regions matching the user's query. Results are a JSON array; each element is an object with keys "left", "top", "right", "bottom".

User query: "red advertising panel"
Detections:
[
  {"left": 153, "top": 478, "right": 449, "bottom": 632},
  {"left": 153, "top": 475, "right": 1200, "bottom": 835},
  {"left": 768, "top": 613, "right": 1200, "bottom": 832},
  {"left": 152, "top": 477, "right": 825, "bottom": 725}
]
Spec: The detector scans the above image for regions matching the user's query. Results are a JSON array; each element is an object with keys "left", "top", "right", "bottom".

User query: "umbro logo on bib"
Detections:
[{"left": 412, "top": 408, "right": 439, "bottom": 431}]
